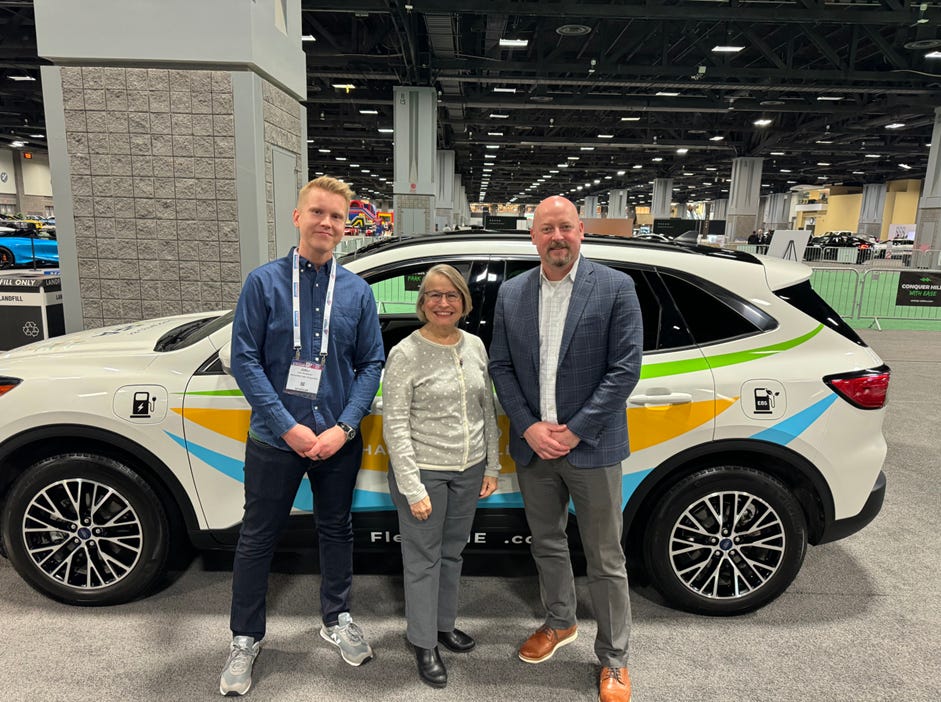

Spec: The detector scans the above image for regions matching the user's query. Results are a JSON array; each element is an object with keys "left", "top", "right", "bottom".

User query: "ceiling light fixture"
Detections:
[
  {"left": 753, "top": 118, "right": 772, "bottom": 127},
  {"left": 487, "top": 132, "right": 503, "bottom": 136},
  {"left": 621, "top": 116, "right": 640, "bottom": 122},
  {"left": 899, "top": 163, "right": 912, "bottom": 170},
  {"left": 656, "top": 91, "right": 680, "bottom": 97},
  {"left": 865, "top": 154, "right": 881, "bottom": 158},
  {"left": 816, "top": 96, "right": 843, "bottom": 101},
  {"left": 885, "top": 123, "right": 905, "bottom": 129},
  {"left": 616, "top": 170, "right": 626, "bottom": 175},
  {"left": 486, "top": 144, "right": 500, "bottom": 149},
  {"left": 815, "top": 140, "right": 833, "bottom": 144},
  {"left": 770, "top": 151, "right": 785, "bottom": 156},
  {"left": 493, "top": 87, "right": 517, "bottom": 93},
  {"left": 817, "top": 162, "right": 831, "bottom": 166},
  {"left": 302, "top": 35, "right": 316, "bottom": 42},
  {"left": 711, "top": 45, "right": 744, "bottom": 53},
  {"left": 580, "top": 146, "right": 595, "bottom": 151},
  {"left": 676, "top": 148, "right": 688, "bottom": 154},
  {"left": 489, "top": 113, "right": 509, "bottom": 119},
  {"left": 499, "top": 38, "right": 529, "bottom": 48},
  {"left": 359, "top": 109, "right": 378, "bottom": 115},
  {"left": 926, "top": 51, "right": 941, "bottom": 58},
  {"left": 597, "top": 134, "right": 614, "bottom": 138},
  {"left": 7, "top": 75, "right": 35, "bottom": 81},
  {"left": 378, "top": 128, "right": 394, "bottom": 133},
  {"left": 332, "top": 83, "right": 356, "bottom": 91},
  {"left": 709, "top": 135, "right": 724, "bottom": 141}
]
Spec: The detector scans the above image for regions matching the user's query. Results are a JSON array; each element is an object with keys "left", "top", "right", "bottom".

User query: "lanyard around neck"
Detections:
[{"left": 292, "top": 247, "right": 338, "bottom": 362}]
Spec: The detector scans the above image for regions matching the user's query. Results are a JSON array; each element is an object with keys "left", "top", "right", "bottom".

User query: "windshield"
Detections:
[{"left": 154, "top": 310, "right": 234, "bottom": 352}]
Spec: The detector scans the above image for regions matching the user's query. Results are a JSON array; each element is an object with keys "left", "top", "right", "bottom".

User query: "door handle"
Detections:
[{"left": 628, "top": 392, "right": 693, "bottom": 406}]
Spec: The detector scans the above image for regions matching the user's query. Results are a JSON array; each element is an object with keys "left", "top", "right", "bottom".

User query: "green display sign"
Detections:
[
  {"left": 404, "top": 272, "right": 425, "bottom": 291},
  {"left": 895, "top": 271, "right": 941, "bottom": 307}
]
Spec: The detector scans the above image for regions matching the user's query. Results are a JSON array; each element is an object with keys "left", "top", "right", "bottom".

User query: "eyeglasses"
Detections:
[{"left": 424, "top": 291, "right": 461, "bottom": 302}]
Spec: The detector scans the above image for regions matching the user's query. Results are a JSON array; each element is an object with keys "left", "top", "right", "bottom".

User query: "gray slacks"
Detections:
[
  {"left": 517, "top": 457, "right": 630, "bottom": 668},
  {"left": 388, "top": 461, "right": 486, "bottom": 649}
]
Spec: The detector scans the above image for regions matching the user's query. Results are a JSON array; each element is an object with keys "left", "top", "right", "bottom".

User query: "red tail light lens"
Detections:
[{"left": 824, "top": 366, "right": 890, "bottom": 410}]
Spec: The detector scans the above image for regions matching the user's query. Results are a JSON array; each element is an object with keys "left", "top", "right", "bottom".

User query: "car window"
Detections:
[
  {"left": 660, "top": 271, "right": 774, "bottom": 346},
  {"left": 361, "top": 261, "right": 474, "bottom": 355},
  {"left": 499, "top": 259, "right": 692, "bottom": 353}
]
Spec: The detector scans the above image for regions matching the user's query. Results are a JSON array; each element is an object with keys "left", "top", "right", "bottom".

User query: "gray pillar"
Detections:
[
  {"left": 765, "top": 192, "right": 791, "bottom": 230},
  {"left": 581, "top": 195, "right": 599, "bottom": 218},
  {"left": 711, "top": 198, "right": 728, "bottom": 221},
  {"left": 726, "top": 157, "right": 763, "bottom": 242},
  {"left": 914, "top": 108, "right": 941, "bottom": 258},
  {"left": 434, "top": 150, "right": 455, "bottom": 229},
  {"left": 393, "top": 86, "right": 436, "bottom": 236},
  {"left": 651, "top": 178, "right": 673, "bottom": 220},
  {"left": 857, "top": 183, "right": 887, "bottom": 239},
  {"left": 35, "top": 0, "right": 306, "bottom": 331},
  {"left": 608, "top": 189, "right": 628, "bottom": 219}
]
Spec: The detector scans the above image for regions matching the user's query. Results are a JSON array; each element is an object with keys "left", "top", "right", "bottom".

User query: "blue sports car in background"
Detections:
[{"left": 0, "top": 229, "right": 59, "bottom": 268}]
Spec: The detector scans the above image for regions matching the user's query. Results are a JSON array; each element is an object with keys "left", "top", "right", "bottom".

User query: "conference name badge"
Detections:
[{"left": 285, "top": 359, "right": 322, "bottom": 399}]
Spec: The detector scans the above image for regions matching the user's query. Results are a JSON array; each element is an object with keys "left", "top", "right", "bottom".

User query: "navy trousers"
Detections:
[{"left": 230, "top": 434, "right": 364, "bottom": 640}]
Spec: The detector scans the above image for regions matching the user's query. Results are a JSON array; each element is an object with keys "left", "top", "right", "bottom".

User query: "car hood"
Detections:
[{"left": 0, "top": 313, "right": 212, "bottom": 366}]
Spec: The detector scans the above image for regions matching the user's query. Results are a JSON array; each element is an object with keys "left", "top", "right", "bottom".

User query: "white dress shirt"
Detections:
[{"left": 538, "top": 257, "right": 579, "bottom": 424}]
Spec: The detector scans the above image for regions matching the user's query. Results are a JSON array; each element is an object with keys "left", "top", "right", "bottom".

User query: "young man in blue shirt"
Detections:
[{"left": 220, "top": 176, "right": 385, "bottom": 696}]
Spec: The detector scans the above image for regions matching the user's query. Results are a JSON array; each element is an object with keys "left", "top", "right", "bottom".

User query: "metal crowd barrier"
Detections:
[
  {"left": 808, "top": 267, "right": 860, "bottom": 317},
  {"left": 856, "top": 268, "right": 941, "bottom": 328}
]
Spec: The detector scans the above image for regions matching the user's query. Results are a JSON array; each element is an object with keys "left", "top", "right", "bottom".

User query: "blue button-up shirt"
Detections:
[{"left": 230, "top": 251, "right": 385, "bottom": 450}]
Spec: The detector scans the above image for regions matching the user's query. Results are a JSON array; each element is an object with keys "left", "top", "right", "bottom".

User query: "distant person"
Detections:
[
  {"left": 748, "top": 230, "right": 759, "bottom": 244},
  {"left": 489, "top": 195, "right": 644, "bottom": 702},
  {"left": 383, "top": 264, "right": 501, "bottom": 688},
  {"left": 220, "top": 176, "right": 385, "bottom": 696},
  {"left": 375, "top": 221, "right": 385, "bottom": 237}
]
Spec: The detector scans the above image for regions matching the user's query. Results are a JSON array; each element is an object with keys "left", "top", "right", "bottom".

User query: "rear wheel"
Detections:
[
  {"left": 644, "top": 466, "right": 807, "bottom": 615},
  {"left": 1, "top": 453, "right": 170, "bottom": 605},
  {"left": 0, "top": 247, "right": 13, "bottom": 267}
]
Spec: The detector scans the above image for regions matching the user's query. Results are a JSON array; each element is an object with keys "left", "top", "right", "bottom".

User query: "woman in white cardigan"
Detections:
[{"left": 382, "top": 263, "right": 501, "bottom": 689}]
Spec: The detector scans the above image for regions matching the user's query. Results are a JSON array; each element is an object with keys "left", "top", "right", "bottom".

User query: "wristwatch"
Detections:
[{"left": 337, "top": 422, "right": 357, "bottom": 442}]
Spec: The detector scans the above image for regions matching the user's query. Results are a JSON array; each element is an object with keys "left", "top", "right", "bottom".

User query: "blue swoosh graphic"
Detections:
[
  {"left": 749, "top": 394, "right": 837, "bottom": 445},
  {"left": 170, "top": 431, "right": 653, "bottom": 516}
]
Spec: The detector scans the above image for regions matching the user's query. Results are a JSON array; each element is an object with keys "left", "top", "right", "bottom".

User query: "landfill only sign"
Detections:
[{"left": 896, "top": 271, "right": 941, "bottom": 307}]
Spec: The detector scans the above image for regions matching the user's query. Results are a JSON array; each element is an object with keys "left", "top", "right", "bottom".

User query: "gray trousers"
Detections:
[
  {"left": 388, "top": 461, "right": 486, "bottom": 649},
  {"left": 517, "top": 457, "right": 630, "bottom": 668}
]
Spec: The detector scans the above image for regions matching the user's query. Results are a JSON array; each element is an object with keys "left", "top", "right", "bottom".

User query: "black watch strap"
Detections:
[{"left": 337, "top": 422, "right": 356, "bottom": 441}]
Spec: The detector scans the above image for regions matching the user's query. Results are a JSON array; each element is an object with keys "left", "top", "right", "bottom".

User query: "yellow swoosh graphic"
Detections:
[{"left": 177, "top": 398, "right": 738, "bottom": 473}]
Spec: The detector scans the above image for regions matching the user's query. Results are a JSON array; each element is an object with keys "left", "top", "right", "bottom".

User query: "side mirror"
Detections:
[{"left": 218, "top": 340, "right": 233, "bottom": 375}]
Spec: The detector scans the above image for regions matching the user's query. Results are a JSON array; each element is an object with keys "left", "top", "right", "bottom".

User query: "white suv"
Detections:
[{"left": 0, "top": 234, "right": 889, "bottom": 614}]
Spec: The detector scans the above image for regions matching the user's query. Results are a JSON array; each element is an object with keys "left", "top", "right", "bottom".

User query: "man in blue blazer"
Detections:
[{"left": 489, "top": 196, "right": 643, "bottom": 702}]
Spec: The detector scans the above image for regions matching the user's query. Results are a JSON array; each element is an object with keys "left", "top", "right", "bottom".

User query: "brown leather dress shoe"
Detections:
[
  {"left": 599, "top": 666, "right": 632, "bottom": 702},
  {"left": 518, "top": 623, "right": 578, "bottom": 663}
]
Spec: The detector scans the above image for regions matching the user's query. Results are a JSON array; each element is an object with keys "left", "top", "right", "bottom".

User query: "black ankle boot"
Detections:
[
  {"left": 414, "top": 645, "right": 447, "bottom": 688},
  {"left": 437, "top": 628, "right": 476, "bottom": 653}
]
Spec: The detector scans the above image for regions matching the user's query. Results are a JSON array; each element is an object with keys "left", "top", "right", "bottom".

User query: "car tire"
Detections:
[
  {"left": 0, "top": 246, "right": 13, "bottom": 267},
  {"left": 644, "top": 466, "right": 807, "bottom": 615},
  {"left": 1, "top": 453, "right": 170, "bottom": 606}
]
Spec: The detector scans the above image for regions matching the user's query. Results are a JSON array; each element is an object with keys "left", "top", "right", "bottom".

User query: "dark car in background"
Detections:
[{"left": 804, "top": 234, "right": 875, "bottom": 263}]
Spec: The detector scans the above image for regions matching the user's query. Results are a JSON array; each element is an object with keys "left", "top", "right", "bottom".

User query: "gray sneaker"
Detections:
[
  {"left": 219, "top": 636, "right": 262, "bottom": 696},
  {"left": 320, "top": 612, "right": 374, "bottom": 666}
]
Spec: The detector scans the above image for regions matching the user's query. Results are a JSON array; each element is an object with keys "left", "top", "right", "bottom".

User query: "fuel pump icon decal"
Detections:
[
  {"left": 754, "top": 388, "right": 779, "bottom": 414},
  {"left": 131, "top": 392, "right": 155, "bottom": 418}
]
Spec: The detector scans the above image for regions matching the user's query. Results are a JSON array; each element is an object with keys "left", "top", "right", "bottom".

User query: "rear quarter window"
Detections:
[{"left": 775, "top": 281, "right": 866, "bottom": 346}]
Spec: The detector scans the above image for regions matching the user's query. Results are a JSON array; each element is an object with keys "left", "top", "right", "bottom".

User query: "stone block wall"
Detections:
[{"left": 60, "top": 66, "right": 242, "bottom": 328}]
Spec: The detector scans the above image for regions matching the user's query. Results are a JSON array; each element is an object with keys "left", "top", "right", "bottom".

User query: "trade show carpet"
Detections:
[{"left": 0, "top": 330, "right": 938, "bottom": 701}]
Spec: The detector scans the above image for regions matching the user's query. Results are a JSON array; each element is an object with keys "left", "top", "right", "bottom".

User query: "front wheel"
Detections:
[
  {"left": 644, "top": 466, "right": 807, "bottom": 615},
  {"left": 1, "top": 453, "right": 170, "bottom": 605}
]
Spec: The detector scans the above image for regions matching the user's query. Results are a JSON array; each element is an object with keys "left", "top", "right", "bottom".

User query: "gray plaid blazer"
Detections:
[{"left": 489, "top": 256, "right": 643, "bottom": 468}]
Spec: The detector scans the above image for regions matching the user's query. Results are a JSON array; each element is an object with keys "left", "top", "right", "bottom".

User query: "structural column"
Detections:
[
  {"left": 857, "top": 183, "right": 887, "bottom": 239},
  {"left": 35, "top": 0, "right": 306, "bottom": 331},
  {"left": 393, "top": 86, "right": 436, "bottom": 237},
  {"left": 581, "top": 195, "right": 599, "bottom": 218},
  {"left": 710, "top": 198, "right": 728, "bottom": 221},
  {"left": 914, "top": 106, "right": 941, "bottom": 254},
  {"left": 607, "top": 189, "right": 628, "bottom": 219},
  {"left": 726, "top": 157, "right": 763, "bottom": 242},
  {"left": 651, "top": 178, "right": 672, "bottom": 220},
  {"left": 434, "top": 150, "right": 455, "bottom": 230},
  {"left": 764, "top": 192, "right": 791, "bottom": 230}
]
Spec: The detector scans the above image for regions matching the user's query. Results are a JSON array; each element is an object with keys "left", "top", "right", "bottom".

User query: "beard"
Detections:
[{"left": 546, "top": 242, "right": 573, "bottom": 267}]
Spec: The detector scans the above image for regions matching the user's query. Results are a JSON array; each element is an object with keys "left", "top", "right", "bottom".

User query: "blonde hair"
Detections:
[
  {"left": 416, "top": 264, "right": 473, "bottom": 323},
  {"left": 297, "top": 176, "right": 354, "bottom": 209}
]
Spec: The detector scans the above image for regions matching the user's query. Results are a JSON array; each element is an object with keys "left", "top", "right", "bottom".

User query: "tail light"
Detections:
[
  {"left": 0, "top": 377, "right": 22, "bottom": 398},
  {"left": 823, "top": 365, "right": 890, "bottom": 409}
]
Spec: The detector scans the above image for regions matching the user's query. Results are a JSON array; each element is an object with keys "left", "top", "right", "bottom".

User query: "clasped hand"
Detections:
[
  {"left": 523, "top": 421, "right": 580, "bottom": 460},
  {"left": 281, "top": 424, "right": 346, "bottom": 461}
]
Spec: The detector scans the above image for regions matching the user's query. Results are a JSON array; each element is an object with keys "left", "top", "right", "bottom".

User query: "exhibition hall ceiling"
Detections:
[{"left": 2, "top": 0, "right": 940, "bottom": 206}]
